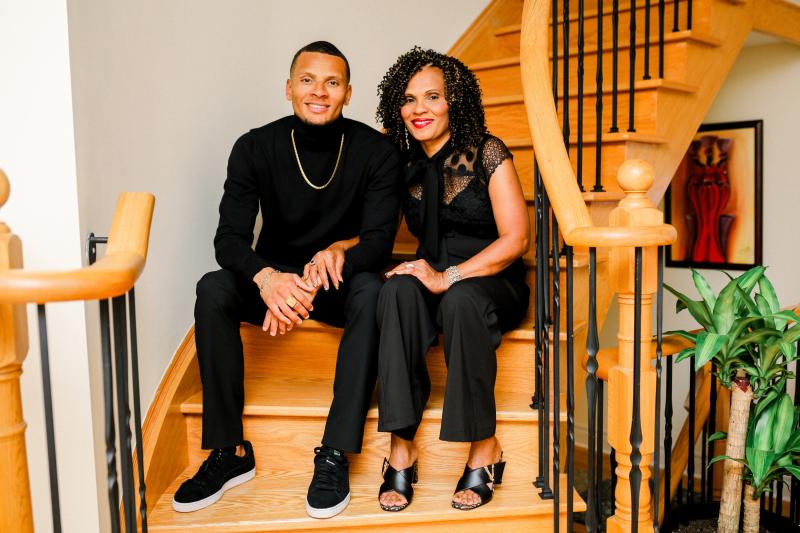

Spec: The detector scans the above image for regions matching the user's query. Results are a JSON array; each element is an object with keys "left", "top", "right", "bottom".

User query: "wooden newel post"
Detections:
[
  {"left": 0, "top": 169, "right": 34, "bottom": 532},
  {"left": 606, "top": 160, "right": 661, "bottom": 532}
]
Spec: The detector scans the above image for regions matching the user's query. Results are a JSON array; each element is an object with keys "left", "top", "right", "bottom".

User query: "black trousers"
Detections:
[
  {"left": 376, "top": 274, "right": 529, "bottom": 442},
  {"left": 194, "top": 268, "right": 383, "bottom": 453}
]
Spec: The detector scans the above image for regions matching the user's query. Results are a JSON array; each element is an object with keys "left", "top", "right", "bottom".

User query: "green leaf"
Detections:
[
  {"left": 692, "top": 269, "right": 718, "bottom": 314},
  {"left": 675, "top": 347, "right": 696, "bottom": 364},
  {"left": 664, "top": 330, "right": 699, "bottom": 344},
  {"left": 736, "top": 285, "right": 760, "bottom": 316},
  {"left": 746, "top": 447, "right": 774, "bottom": 486},
  {"left": 785, "top": 465, "right": 800, "bottom": 481},
  {"left": 665, "top": 284, "right": 714, "bottom": 330},
  {"left": 737, "top": 266, "right": 767, "bottom": 293},
  {"left": 695, "top": 332, "right": 728, "bottom": 370},
  {"left": 773, "top": 394, "right": 796, "bottom": 452},
  {"left": 713, "top": 276, "right": 749, "bottom": 335},
  {"left": 708, "top": 455, "right": 743, "bottom": 468},
  {"left": 758, "top": 275, "right": 782, "bottom": 320},
  {"left": 753, "top": 399, "right": 778, "bottom": 451},
  {"left": 783, "top": 323, "right": 800, "bottom": 345},
  {"left": 755, "top": 294, "right": 775, "bottom": 329},
  {"left": 707, "top": 431, "right": 727, "bottom": 443},
  {"left": 730, "top": 329, "right": 782, "bottom": 356},
  {"left": 754, "top": 389, "right": 781, "bottom": 421}
]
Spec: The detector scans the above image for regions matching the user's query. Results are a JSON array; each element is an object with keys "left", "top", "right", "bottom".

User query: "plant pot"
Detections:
[{"left": 663, "top": 501, "right": 799, "bottom": 533}]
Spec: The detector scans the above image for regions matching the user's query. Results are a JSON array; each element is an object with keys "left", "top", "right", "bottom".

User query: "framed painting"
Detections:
[{"left": 665, "top": 120, "right": 763, "bottom": 270}]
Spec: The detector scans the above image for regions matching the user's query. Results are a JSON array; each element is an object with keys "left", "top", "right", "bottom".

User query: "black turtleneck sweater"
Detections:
[{"left": 214, "top": 115, "right": 403, "bottom": 281}]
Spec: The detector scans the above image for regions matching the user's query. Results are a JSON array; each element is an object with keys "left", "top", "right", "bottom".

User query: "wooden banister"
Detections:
[{"left": 0, "top": 190, "right": 155, "bottom": 304}]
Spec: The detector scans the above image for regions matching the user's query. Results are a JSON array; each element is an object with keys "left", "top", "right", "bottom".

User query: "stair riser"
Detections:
[
  {"left": 183, "top": 415, "right": 544, "bottom": 485},
  {"left": 240, "top": 330, "right": 536, "bottom": 395},
  {"left": 474, "top": 39, "right": 689, "bottom": 97},
  {"left": 485, "top": 91, "right": 659, "bottom": 140}
]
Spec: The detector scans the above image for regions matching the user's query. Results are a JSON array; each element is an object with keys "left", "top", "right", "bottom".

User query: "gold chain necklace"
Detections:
[{"left": 290, "top": 129, "right": 345, "bottom": 190}]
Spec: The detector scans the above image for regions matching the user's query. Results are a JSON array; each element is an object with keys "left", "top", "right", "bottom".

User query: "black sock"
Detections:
[{"left": 220, "top": 445, "right": 237, "bottom": 455}]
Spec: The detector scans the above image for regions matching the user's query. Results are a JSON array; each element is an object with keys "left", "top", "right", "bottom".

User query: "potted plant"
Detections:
[{"left": 665, "top": 266, "right": 800, "bottom": 533}]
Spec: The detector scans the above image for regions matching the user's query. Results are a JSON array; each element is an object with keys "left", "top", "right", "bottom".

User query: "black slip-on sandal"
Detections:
[
  {"left": 378, "top": 458, "right": 418, "bottom": 512},
  {"left": 451, "top": 452, "right": 506, "bottom": 510}
]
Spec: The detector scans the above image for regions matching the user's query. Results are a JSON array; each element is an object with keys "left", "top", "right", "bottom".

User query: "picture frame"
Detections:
[{"left": 665, "top": 119, "right": 763, "bottom": 270}]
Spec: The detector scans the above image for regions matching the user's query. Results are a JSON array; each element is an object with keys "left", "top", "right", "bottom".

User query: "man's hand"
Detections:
[
  {"left": 254, "top": 268, "right": 316, "bottom": 336},
  {"left": 385, "top": 259, "right": 448, "bottom": 294},
  {"left": 303, "top": 239, "right": 353, "bottom": 291}
]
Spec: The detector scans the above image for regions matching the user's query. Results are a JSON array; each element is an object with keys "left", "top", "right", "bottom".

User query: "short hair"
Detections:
[{"left": 290, "top": 41, "right": 351, "bottom": 83}]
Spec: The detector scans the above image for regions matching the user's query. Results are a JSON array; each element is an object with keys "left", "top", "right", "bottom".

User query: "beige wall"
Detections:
[
  {"left": 0, "top": 1, "right": 101, "bottom": 531},
  {"left": 596, "top": 40, "right": 800, "bottom": 458},
  {"left": 65, "top": 0, "right": 489, "bottom": 528}
]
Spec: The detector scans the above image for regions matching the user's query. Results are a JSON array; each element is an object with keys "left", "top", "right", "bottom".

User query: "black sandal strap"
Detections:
[
  {"left": 379, "top": 459, "right": 417, "bottom": 503},
  {"left": 454, "top": 459, "right": 506, "bottom": 504}
]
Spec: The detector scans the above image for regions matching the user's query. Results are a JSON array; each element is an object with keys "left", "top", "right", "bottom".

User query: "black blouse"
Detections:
[{"left": 403, "top": 135, "right": 526, "bottom": 283}]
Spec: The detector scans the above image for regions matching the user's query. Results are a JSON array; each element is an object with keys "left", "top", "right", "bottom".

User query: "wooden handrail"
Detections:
[
  {"left": 519, "top": 0, "right": 676, "bottom": 248},
  {"left": 0, "top": 190, "right": 155, "bottom": 304}
]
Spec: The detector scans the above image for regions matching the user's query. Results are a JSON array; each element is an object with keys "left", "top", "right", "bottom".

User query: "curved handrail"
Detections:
[
  {"left": 0, "top": 191, "right": 155, "bottom": 304},
  {"left": 519, "top": 0, "right": 677, "bottom": 247}
]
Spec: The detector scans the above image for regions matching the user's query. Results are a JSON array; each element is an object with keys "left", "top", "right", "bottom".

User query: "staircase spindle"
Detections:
[
  {"left": 644, "top": 0, "right": 652, "bottom": 80},
  {"left": 533, "top": 162, "right": 546, "bottom": 490},
  {"left": 577, "top": 0, "right": 585, "bottom": 190},
  {"left": 593, "top": 0, "right": 604, "bottom": 192},
  {"left": 611, "top": 449, "right": 617, "bottom": 515},
  {"left": 688, "top": 353, "right": 696, "bottom": 503},
  {"left": 673, "top": 0, "right": 680, "bottom": 32},
  {"left": 540, "top": 195, "right": 552, "bottom": 499},
  {"left": 629, "top": 247, "right": 644, "bottom": 531},
  {"left": 585, "top": 247, "right": 600, "bottom": 532},
  {"left": 37, "top": 305, "right": 62, "bottom": 533},
  {"left": 688, "top": 0, "right": 693, "bottom": 29},
  {"left": 659, "top": 0, "right": 666, "bottom": 77},
  {"left": 610, "top": 0, "right": 620, "bottom": 132},
  {"left": 99, "top": 299, "right": 121, "bottom": 533},
  {"left": 566, "top": 244, "right": 576, "bottom": 531},
  {"left": 112, "top": 296, "right": 137, "bottom": 533},
  {"left": 653, "top": 246, "right": 664, "bottom": 531},
  {"left": 628, "top": 0, "right": 637, "bottom": 132},
  {"left": 664, "top": 343, "right": 674, "bottom": 522},
  {"left": 562, "top": 0, "right": 570, "bottom": 152},
  {"left": 596, "top": 380, "right": 605, "bottom": 528},
  {"left": 552, "top": 213, "right": 561, "bottom": 528},
  {"left": 128, "top": 289, "right": 148, "bottom": 532}
]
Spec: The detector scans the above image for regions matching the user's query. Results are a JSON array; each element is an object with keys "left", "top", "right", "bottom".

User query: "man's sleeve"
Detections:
[
  {"left": 213, "top": 133, "right": 269, "bottom": 281},
  {"left": 343, "top": 145, "right": 403, "bottom": 277}
]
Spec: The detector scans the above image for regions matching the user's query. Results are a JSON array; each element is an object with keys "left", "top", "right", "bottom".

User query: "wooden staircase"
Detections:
[{"left": 140, "top": 0, "right": 795, "bottom": 531}]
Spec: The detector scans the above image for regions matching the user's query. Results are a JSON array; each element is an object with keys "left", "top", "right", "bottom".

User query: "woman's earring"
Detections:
[{"left": 404, "top": 128, "right": 410, "bottom": 151}]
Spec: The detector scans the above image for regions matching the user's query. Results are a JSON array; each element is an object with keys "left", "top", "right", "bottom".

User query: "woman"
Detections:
[{"left": 374, "top": 47, "right": 530, "bottom": 512}]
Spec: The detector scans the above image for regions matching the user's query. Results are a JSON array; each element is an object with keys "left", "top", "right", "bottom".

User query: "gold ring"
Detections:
[
  {"left": 309, "top": 258, "right": 317, "bottom": 266},
  {"left": 286, "top": 295, "right": 297, "bottom": 308}
]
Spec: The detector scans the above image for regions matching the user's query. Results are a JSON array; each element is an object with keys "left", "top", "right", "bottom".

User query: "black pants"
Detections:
[
  {"left": 194, "top": 268, "right": 383, "bottom": 453},
  {"left": 376, "top": 275, "right": 529, "bottom": 442}
]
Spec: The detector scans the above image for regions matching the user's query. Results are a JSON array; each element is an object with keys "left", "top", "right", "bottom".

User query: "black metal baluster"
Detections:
[
  {"left": 628, "top": 0, "right": 637, "bottom": 132},
  {"left": 585, "top": 247, "right": 600, "bottom": 532},
  {"left": 700, "top": 424, "right": 707, "bottom": 500},
  {"left": 653, "top": 246, "right": 664, "bottom": 531},
  {"left": 566, "top": 244, "right": 576, "bottom": 531},
  {"left": 562, "top": 0, "right": 570, "bottom": 153},
  {"left": 88, "top": 235, "right": 121, "bottom": 533},
  {"left": 593, "top": 0, "right": 605, "bottom": 192},
  {"left": 706, "top": 367, "right": 717, "bottom": 501},
  {"left": 777, "top": 478, "right": 784, "bottom": 517},
  {"left": 552, "top": 214, "right": 561, "bottom": 528},
  {"left": 769, "top": 481, "right": 775, "bottom": 513},
  {"left": 659, "top": 0, "right": 666, "bottom": 78},
  {"left": 533, "top": 162, "right": 546, "bottom": 491},
  {"left": 664, "top": 348, "right": 674, "bottom": 523},
  {"left": 673, "top": 0, "right": 680, "bottom": 32},
  {"left": 112, "top": 296, "right": 137, "bottom": 533},
  {"left": 99, "top": 299, "right": 121, "bottom": 533},
  {"left": 644, "top": 0, "right": 652, "bottom": 80},
  {"left": 37, "top": 305, "right": 62, "bottom": 533},
  {"left": 630, "top": 247, "right": 644, "bottom": 531},
  {"left": 596, "top": 380, "right": 604, "bottom": 528},
  {"left": 128, "top": 289, "right": 148, "bottom": 531},
  {"left": 688, "top": 354, "right": 696, "bottom": 503},
  {"left": 540, "top": 191, "right": 553, "bottom": 499},
  {"left": 687, "top": 0, "right": 693, "bottom": 29},
  {"left": 611, "top": 449, "right": 617, "bottom": 517},
  {"left": 576, "top": 0, "right": 585, "bottom": 190},
  {"left": 610, "top": 0, "right": 620, "bottom": 133}
]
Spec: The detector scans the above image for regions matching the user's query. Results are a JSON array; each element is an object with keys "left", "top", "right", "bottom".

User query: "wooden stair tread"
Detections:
[
  {"left": 181, "top": 375, "right": 552, "bottom": 422},
  {"left": 495, "top": 0, "right": 688, "bottom": 29},
  {"left": 503, "top": 130, "right": 667, "bottom": 147},
  {"left": 483, "top": 79, "right": 697, "bottom": 104},
  {"left": 149, "top": 470, "right": 584, "bottom": 531}
]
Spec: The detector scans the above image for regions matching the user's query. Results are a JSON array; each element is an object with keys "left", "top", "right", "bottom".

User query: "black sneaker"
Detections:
[
  {"left": 172, "top": 441, "right": 256, "bottom": 512},
  {"left": 306, "top": 446, "right": 350, "bottom": 518}
]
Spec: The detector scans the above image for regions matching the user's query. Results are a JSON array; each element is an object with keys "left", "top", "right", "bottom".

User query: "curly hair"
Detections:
[{"left": 376, "top": 47, "right": 486, "bottom": 155}]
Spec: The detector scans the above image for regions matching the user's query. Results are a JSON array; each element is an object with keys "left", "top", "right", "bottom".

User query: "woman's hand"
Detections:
[
  {"left": 303, "top": 238, "right": 355, "bottom": 291},
  {"left": 386, "top": 259, "right": 448, "bottom": 294}
]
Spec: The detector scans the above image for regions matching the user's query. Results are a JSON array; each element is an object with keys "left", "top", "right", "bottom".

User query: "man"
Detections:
[{"left": 172, "top": 41, "right": 402, "bottom": 519}]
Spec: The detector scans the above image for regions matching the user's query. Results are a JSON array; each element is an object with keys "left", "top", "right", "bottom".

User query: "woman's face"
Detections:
[{"left": 400, "top": 66, "right": 450, "bottom": 153}]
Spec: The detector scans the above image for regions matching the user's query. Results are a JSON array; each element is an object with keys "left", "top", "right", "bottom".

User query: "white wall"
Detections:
[
  {"left": 0, "top": 1, "right": 101, "bottom": 532},
  {"left": 598, "top": 40, "right": 800, "bottom": 461},
  {"left": 63, "top": 0, "right": 489, "bottom": 529}
]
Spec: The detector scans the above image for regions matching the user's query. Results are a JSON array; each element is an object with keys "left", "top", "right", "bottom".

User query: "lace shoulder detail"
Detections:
[{"left": 480, "top": 135, "right": 513, "bottom": 179}]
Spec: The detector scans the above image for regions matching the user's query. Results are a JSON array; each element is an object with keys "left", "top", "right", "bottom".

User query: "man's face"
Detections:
[{"left": 286, "top": 52, "right": 352, "bottom": 126}]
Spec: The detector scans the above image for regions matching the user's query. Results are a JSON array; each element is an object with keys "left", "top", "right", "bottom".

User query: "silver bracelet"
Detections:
[
  {"left": 258, "top": 268, "right": 280, "bottom": 294},
  {"left": 445, "top": 266, "right": 462, "bottom": 288}
]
